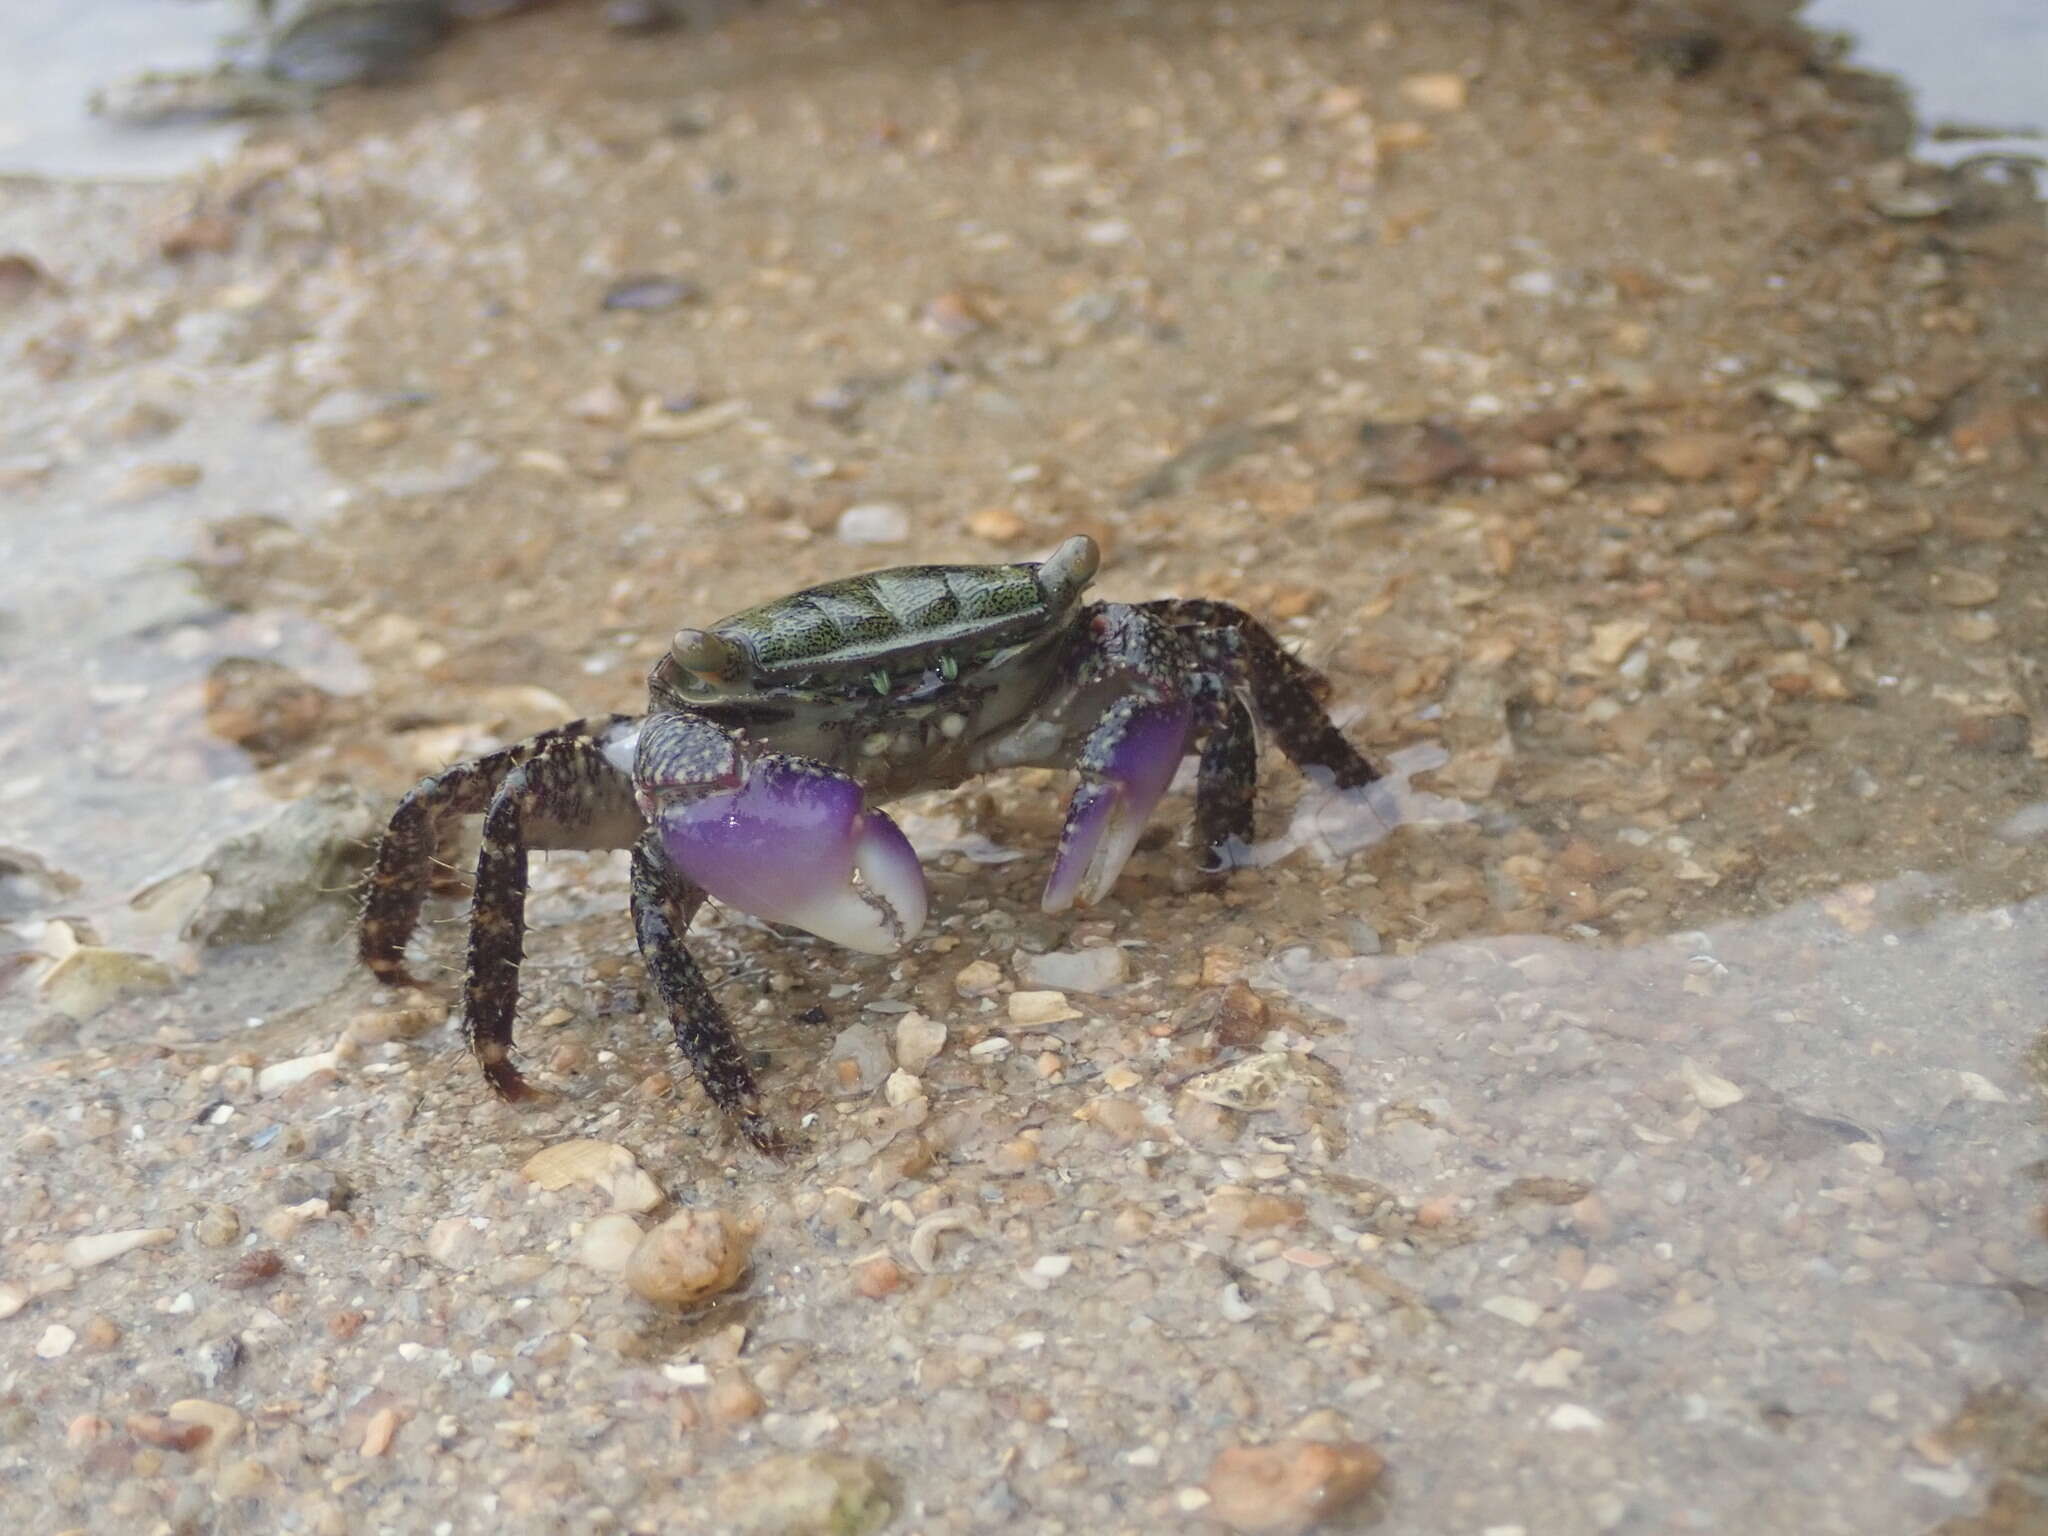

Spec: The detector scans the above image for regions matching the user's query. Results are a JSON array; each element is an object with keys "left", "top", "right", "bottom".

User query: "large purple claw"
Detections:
[
  {"left": 651, "top": 753, "right": 928, "bottom": 954},
  {"left": 1043, "top": 697, "right": 1193, "bottom": 913}
]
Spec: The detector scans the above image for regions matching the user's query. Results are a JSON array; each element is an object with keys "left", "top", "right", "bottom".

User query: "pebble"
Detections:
[
  {"left": 193, "top": 1204, "right": 243, "bottom": 1248},
  {"left": 1007, "top": 990, "right": 1081, "bottom": 1026},
  {"left": 851, "top": 1253, "right": 906, "bottom": 1299},
  {"left": 1185, "top": 1052, "right": 1339, "bottom": 1112},
  {"left": 1679, "top": 1057, "right": 1745, "bottom": 1108},
  {"left": 566, "top": 377, "right": 631, "bottom": 424},
  {"left": 520, "top": 1138, "right": 665, "bottom": 1211},
  {"left": 835, "top": 503, "right": 911, "bottom": 545},
  {"left": 360, "top": 1406, "right": 402, "bottom": 1457},
  {"left": 425, "top": 1217, "right": 483, "bottom": 1270},
  {"left": 102, "top": 460, "right": 202, "bottom": 505},
  {"left": 62, "top": 1227, "right": 175, "bottom": 1270},
  {"left": 36, "top": 1324, "right": 76, "bottom": 1359},
  {"left": 1017, "top": 946, "right": 1129, "bottom": 994},
  {"left": 711, "top": 1451, "right": 897, "bottom": 1535},
  {"left": 1398, "top": 72, "right": 1467, "bottom": 111},
  {"left": 600, "top": 274, "right": 703, "bottom": 311},
  {"left": 893, "top": 1011, "right": 947, "bottom": 1072},
  {"left": 202, "top": 657, "right": 333, "bottom": 762},
  {"left": 1643, "top": 432, "right": 1742, "bottom": 480},
  {"left": 1930, "top": 568, "right": 2000, "bottom": 608},
  {"left": 623, "top": 1209, "right": 752, "bottom": 1307},
  {"left": 0, "top": 1282, "right": 25, "bottom": 1319},
  {"left": 882, "top": 1069, "right": 925, "bottom": 1108},
  {"left": 578, "top": 1212, "right": 647, "bottom": 1273},
  {"left": 168, "top": 1399, "right": 243, "bottom": 1457},
  {"left": 1203, "top": 1438, "right": 1385, "bottom": 1535},
  {"left": 126, "top": 1412, "right": 211, "bottom": 1453},
  {"left": 953, "top": 959, "right": 1004, "bottom": 997},
  {"left": 36, "top": 947, "right": 176, "bottom": 1018},
  {"left": 707, "top": 1370, "right": 766, "bottom": 1424},
  {"left": 256, "top": 1049, "right": 343, "bottom": 1096},
  {"left": 964, "top": 505, "right": 1026, "bottom": 542},
  {"left": 822, "top": 1023, "right": 892, "bottom": 1096},
  {"left": 186, "top": 784, "right": 381, "bottom": 946}
]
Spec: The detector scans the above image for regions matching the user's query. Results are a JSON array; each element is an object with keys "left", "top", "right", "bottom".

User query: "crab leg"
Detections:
[
  {"left": 1141, "top": 599, "right": 1380, "bottom": 789},
  {"left": 628, "top": 832, "right": 781, "bottom": 1153},
  {"left": 359, "top": 714, "right": 635, "bottom": 987},
  {"left": 639, "top": 716, "right": 928, "bottom": 954},
  {"left": 460, "top": 732, "right": 643, "bottom": 1099},
  {"left": 1191, "top": 687, "right": 1260, "bottom": 873}
]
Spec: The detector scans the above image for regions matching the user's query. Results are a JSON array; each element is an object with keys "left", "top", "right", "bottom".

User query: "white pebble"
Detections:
[
  {"left": 1218, "top": 1283, "right": 1255, "bottom": 1322},
  {"left": 1546, "top": 1404, "right": 1605, "bottom": 1432},
  {"left": 36, "top": 1324, "right": 76, "bottom": 1359},
  {"left": 835, "top": 503, "right": 910, "bottom": 544},
  {"left": 256, "top": 1048, "right": 342, "bottom": 1095},
  {"left": 1007, "top": 990, "right": 1080, "bottom": 1026},
  {"left": 0, "top": 1282, "right": 25, "bottom": 1319},
  {"left": 893, "top": 1012, "right": 947, "bottom": 1072},
  {"left": 1017, "top": 947, "right": 1129, "bottom": 994},
  {"left": 882, "top": 1070, "right": 925, "bottom": 1108},
  {"left": 579, "top": 1213, "right": 646, "bottom": 1273},
  {"left": 63, "top": 1227, "right": 175, "bottom": 1270}
]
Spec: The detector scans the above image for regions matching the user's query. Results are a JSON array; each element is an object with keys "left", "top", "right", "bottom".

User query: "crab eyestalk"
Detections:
[{"left": 637, "top": 715, "right": 928, "bottom": 954}]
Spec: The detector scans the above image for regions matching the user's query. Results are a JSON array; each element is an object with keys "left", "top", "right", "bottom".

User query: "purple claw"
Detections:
[
  {"left": 651, "top": 752, "right": 928, "bottom": 954},
  {"left": 1043, "top": 698, "right": 1193, "bottom": 912}
]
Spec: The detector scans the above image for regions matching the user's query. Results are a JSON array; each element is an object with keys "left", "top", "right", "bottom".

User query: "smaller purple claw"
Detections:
[
  {"left": 648, "top": 748, "right": 927, "bottom": 954},
  {"left": 1043, "top": 697, "right": 1192, "bottom": 912}
]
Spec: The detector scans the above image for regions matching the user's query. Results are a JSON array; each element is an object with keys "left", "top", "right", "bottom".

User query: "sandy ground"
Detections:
[{"left": 3, "top": 1, "right": 2048, "bottom": 1532}]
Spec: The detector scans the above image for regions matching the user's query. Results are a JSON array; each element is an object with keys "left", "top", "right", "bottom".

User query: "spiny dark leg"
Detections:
[
  {"left": 461, "top": 730, "right": 638, "bottom": 1100},
  {"left": 1192, "top": 686, "right": 1259, "bottom": 872},
  {"left": 629, "top": 831, "right": 782, "bottom": 1154},
  {"left": 1141, "top": 599, "right": 1379, "bottom": 789},
  {"left": 359, "top": 715, "right": 632, "bottom": 987}
]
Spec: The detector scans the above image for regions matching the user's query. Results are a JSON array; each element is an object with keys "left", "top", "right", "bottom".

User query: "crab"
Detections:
[{"left": 359, "top": 536, "right": 1379, "bottom": 1151}]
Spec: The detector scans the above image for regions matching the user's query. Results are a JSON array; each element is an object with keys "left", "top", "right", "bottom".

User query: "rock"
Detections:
[
  {"left": 1356, "top": 420, "right": 1475, "bottom": 487},
  {"left": 566, "top": 378, "right": 632, "bottom": 425},
  {"left": 520, "top": 1139, "right": 665, "bottom": 1211},
  {"left": 1203, "top": 1438, "right": 1385, "bottom": 1535},
  {"left": 1643, "top": 432, "right": 1742, "bottom": 481},
  {"left": 822, "top": 1024, "right": 892, "bottom": 1097},
  {"left": 953, "top": 959, "right": 1003, "bottom": 997},
  {"left": 1184, "top": 1052, "right": 1341, "bottom": 1113},
  {"left": 256, "top": 1048, "right": 342, "bottom": 1096},
  {"left": 600, "top": 275, "right": 703, "bottom": 312},
  {"left": 835, "top": 503, "right": 911, "bottom": 545},
  {"left": 1398, "top": 72, "right": 1467, "bottom": 111},
  {"left": 623, "top": 1209, "right": 752, "bottom": 1307},
  {"left": 186, "top": 784, "right": 382, "bottom": 947},
  {"left": 62, "top": 1227, "right": 175, "bottom": 1269},
  {"left": 425, "top": 1217, "right": 482, "bottom": 1271},
  {"left": 103, "top": 461, "right": 203, "bottom": 505},
  {"left": 36, "top": 1324, "right": 76, "bottom": 1359},
  {"left": 893, "top": 1012, "right": 947, "bottom": 1072},
  {"left": 37, "top": 947, "right": 177, "bottom": 1018},
  {"left": 579, "top": 1213, "right": 646, "bottom": 1273},
  {"left": 964, "top": 505, "right": 1026, "bottom": 542},
  {"left": 168, "top": 1399, "right": 243, "bottom": 1458},
  {"left": 1007, "top": 990, "right": 1081, "bottom": 1026},
  {"left": 1930, "top": 568, "right": 2000, "bottom": 608},
  {"left": 202, "top": 657, "right": 333, "bottom": 762},
  {"left": 712, "top": 1451, "right": 898, "bottom": 1535},
  {"left": 0, "top": 1282, "right": 26, "bottom": 1319},
  {"left": 1017, "top": 946, "right": 1129, "bottom": 994},
  {"left": 194, "top": 1204, "right": 242, "bottom": 1248}
]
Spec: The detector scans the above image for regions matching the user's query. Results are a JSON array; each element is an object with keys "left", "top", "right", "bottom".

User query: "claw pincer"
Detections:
[{"left": 636, "top": 714, "right": 928, "bottom": 954}]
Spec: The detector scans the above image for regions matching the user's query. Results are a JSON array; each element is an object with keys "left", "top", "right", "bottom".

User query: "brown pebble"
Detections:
[
  {"left": 65, "top": 1415, "right": 110, "bottom": 1449},
  {"left": 852, "top": 1253, "right": 908, "bottom": 1299},
  {"left": 1644, "top": 431, "right": 1742, "bottom": 481},
  {"left": 965, "top": 505, "right": 1027, "bottom": 542},
  {"left": 79, "top": 1315, "right": 122, "bottom": 1352},
  {"left": 327, "top": 1309, "right": 367, "bottom": 1341},
  {"left": 360, "top": 1406, "right": 402, "bottom": 1457},
  {"left": 707, "top": 1369, "right": 766, "bottom": 1423},
  {"left": 220, "top": 1249, "right": 285, "bottom": 1289},
  {"left": 623, "top": 1209, "right": 752, "bottom": 1307},
  {"left": 126, "top": 1413, "right": 212, "bottom": 1454},
  {"left": 1204, "top": 1438, "right": 1385, "bottom": 1536}
]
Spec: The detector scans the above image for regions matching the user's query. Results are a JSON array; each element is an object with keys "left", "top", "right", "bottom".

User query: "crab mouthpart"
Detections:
[
  {"left": 652, "top": 755, "right": 928, "bottom": 954},
  {"left": 1042, "top": 697, "right": 1192, "bottom": 912}
]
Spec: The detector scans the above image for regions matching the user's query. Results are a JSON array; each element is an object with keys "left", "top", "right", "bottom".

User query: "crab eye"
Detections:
[{"left": 668, "top": 629, "right": 747, "bottom": 686}]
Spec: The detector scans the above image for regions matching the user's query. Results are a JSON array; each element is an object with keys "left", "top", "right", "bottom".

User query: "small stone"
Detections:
[
  {"left": 186, "top": 784, "right": 381, "bottom": 947},
  {"left": 37, "top": 947, "right": 176, "bottom": 1018},
  {"left": 894, "top": 1012, "right": 947, "bottom": 1072},
  {"left": 623, "top": 1209, "right": 752, "bottom": 1307},
  {"left": 964, "top": 505, "right": 1026, "bottom": 542},
  {"left": 600, "top": 274, "right": 703, "bottom": 312},
  {"left": 65, "top": 1414, "right": 108, "bottom": 1448},
  {"left": 1546, "top": 1404, "right": 1605, "bottom": 1432},
  {"left": 194, "top": 1204, "right": 242, "bottom": 1248},
  {"left": 953, "top": 960, "right": 1003, "bottom": 997},
  {"left": 1643, "top": 432, "right": 1741, "bottom": 480},
  {"left": 579, "top": 1213, "right": 647, "bottom": 1273},
  {"left": 1356, "top": 420, "right": 1475, "bottom": 487},
  {"left": 126, "top": 1412, "right": 211, "bottom": 1453},
  {"left": 835, "top": 503, "right": 911, "bottom": 545},
  {"left": 852, "top": 1253, "right": 907, "bottom": 1298},
  {"left": 822, "top": 1024, "right": 892, "bottom": 1097},
  {"left": 256, "top": 1049, "right": 342, "bottom": 1096},
  {"left": 712, "top": 1451, "right": 898, "bottom": 1536},
  {"left": 360, "top": 1406, "right": 401, "bottom": 1457},
  {"left": 214, "top": 1457, "right": 269, "bottom": 1499},
  {"left": 36, "top": 1323, "right": 76, "bottom": 1358},
  {"left": 1678, "top": 1057, "right": 1744, "bottom": 1108},
  {"left": 1930, "top": 568, "right": 1999, "bottom": 608},
  {"left": 521, "top": 1138, "right": 664, "bottom": 1210},
  {"left": 1398, "top": 72, "right": 1467, "bottom": 111},
  {"left": 1830, "top": 424, "right": 1896, "bottom": 474},
  {"left": 63, "top": 1227, "right": 175, "bottom": 1269},
  {"left": 0, "top": 1282, "right": 25, "bottom": 1319},
  {"left": 1184, "top": 1052, "right": 1340, "bottom": 1112},
  {"left": 103, "top": 460, "right": 202, "bottom": 505},
  {"left": 566, "top": 378, "right": 631, "bottom": 424},
  {"left": 1007, "top": 990, "right": 1081, "bottom": 1026},
  {"left": 882, "top": 1069, "right": 925, "bottom": 1108},
  {"left": 707, "top": 1369, "right": 766, "bottom": 1423},
  {"left": 191, "top": 1336, "right": 242, "bottom": 1388},
  {"left": 202, "top": 657, "right": 333, "bottom": 763},
  {"left": 168, "top": 1399, "right": 243, "bottom": 1457},
  {"left": 1017, "top": 946, "right": 1129, "bottom": 994},
  {"left": 1481, "top": 1295, "right": 1545, "bottom": 1328},
  {"left": 219, "top": 1250, "right": 284, "bottom": 1289},
  {"left": 1585, "top": 620, "right": 1648, "bottom": 668},
  {"left": 425, "top": 1217, "right": 482, "bottom": 1271},
  {"left": 1204, "top": 1438, "right": 1385, "bottom": 1535}
]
